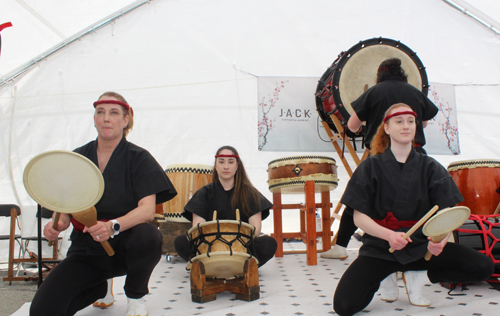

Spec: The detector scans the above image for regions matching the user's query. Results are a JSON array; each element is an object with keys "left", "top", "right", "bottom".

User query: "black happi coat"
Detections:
[
  {"left": 341, "top": 148, "right": 463, "bottom": 264},
  {"left": 182, "top": 180, "right": 272, "bottom": 223},
  {"left": 69, "top": 137, "right": 177, "bottom": 255},
  {"left": 351, "top": 78, "right": 438, "bottom": 148}
]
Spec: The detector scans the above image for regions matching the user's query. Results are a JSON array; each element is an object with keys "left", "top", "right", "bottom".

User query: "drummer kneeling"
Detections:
[
  {"left": 174, "top": 145, "right": 277, "bottom": 269},
  {"left": 333, "top": 104, "right": 494, "bottom": 316},
  {"left": 29, "top": 92, "right": 177, "bottom": 316}
]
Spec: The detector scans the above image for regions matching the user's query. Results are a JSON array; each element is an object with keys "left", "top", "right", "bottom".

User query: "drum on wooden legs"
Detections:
[
  {"left": 447, "top": 159, "right": 500, "bottom": 215},
  {"left": 267, "top": 155, "right": 338, "bottom": 193},
  {"left": 187, "top": 220, "right": 256, "bottom": 279}
]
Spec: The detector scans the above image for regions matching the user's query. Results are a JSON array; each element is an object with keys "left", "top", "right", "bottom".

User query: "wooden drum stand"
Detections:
[{"left": 268, "top": 156, "right": 338, "bottom": 265}]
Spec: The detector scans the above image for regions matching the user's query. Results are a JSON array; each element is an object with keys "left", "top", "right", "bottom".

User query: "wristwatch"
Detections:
[{"left": 110, "top": 219, "right": 121, "bottom": 237}]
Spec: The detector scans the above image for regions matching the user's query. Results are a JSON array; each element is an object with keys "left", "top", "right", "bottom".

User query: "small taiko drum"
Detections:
[
  {"left": 187, "top": 220, "right": 256, "bottom": 279},
  {"left": 267, "top": 155, "right": 338, "bottom": 194},
  {"left": 447, "top": 159, "right": 500, "bottom": 215},
  {"left": 162, "top": 163, "right": 213, "bottom": 222}
]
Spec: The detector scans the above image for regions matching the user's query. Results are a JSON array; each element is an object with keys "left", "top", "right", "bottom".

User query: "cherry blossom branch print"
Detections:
[
  {"left": 429, "top": 85, "right": 460, "bottom": 155},
  {"left": 258, "top": 80, "right": 288, "bottom": 151}
]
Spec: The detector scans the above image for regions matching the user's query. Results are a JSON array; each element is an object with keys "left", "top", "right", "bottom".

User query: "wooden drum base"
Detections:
[{"left": 190, "top": 258, "right": 260, "bottom": 303}]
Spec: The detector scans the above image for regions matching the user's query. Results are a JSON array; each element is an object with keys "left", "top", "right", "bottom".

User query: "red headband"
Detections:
[
  {"left": 215, "top": 154, "right": 239, "bottom": 159},
  {"left": 383, "top": 110, "right": 417, "bottom": 123},
  {"left": 94, "top": 100, "right": 130, "bottom": 111}
]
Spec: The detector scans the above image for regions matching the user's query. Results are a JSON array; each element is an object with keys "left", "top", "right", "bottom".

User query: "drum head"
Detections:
[
  {"left": 316, "top": 37, "right": 428, "bottom": 135},
  {"left": 422, "top": 206, "right": 471, "bottom": 237},
  {"left": 23, "top": 150, "right": 104, "bottom": 213},
  {"left": 187, "top": 219, "right": 255, "bottom": 236}
]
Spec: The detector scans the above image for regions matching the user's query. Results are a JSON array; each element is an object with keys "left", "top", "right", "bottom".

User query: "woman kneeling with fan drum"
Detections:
[
  {"left": 333, "top": 103, "right": 494, "bottom": 316},
  {"left": 30, "top": 92, "right": 177, "bottom": 316},
  {"left": 174, "top": 145, "right": 277, "bottom": 270}
]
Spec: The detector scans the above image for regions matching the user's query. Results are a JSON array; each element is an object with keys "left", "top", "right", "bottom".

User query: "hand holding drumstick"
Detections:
[
  {"left": 388, "top": 205, "right": 439, "bottom": 253},
  {"left": 76, "top": 207, "right": 115, "bottom": 256}
]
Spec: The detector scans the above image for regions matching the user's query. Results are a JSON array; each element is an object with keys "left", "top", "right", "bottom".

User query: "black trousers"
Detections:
[
  {"left": 174, "top": 233, "right": 277, "bottom": 267},
  {"left": 333, "top": 243, "right": 494, "bottom": 316},
  {"left": 30, "top": 223, "right": 162, "bottom": 316}
]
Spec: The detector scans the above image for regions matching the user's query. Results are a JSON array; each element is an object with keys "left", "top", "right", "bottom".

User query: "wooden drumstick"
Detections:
[
  {"left": 493, "top": 200, "right": 500, "bottom": 215},
  {"left": 424, "top": 233, "right": 449, "bottom": 261},
  {"left": 48, "top": 212, "right": 61, "bottom": 246},
  {"left": 212, "top": 210, "right": 217, "bottom": 221},
  {"left": 72, "top": 207, "right": 115, "bottom": 256},
  {"left": 388, "top": 205, "right": 439, "bottom": 253},
  {"left": 236, "top": 209, "right": 240, "bottom": 221}
]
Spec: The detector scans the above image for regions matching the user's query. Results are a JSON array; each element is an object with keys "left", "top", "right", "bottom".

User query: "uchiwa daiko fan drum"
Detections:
[{"left": 23, "top": 150, "right": 114, "bottom": 256}]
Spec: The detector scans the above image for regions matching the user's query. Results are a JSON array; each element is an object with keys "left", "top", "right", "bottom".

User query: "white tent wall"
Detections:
[{"left": 1, "top": 0, "right": 500, "bottom": 246}]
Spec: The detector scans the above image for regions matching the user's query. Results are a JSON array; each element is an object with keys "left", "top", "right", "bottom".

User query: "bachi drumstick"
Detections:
[{"left": 388, "top": 205, "right": 439, "bottom": 253}]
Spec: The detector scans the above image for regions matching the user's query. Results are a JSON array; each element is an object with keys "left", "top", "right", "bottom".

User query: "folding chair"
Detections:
[{"left": 0, "top": 204, "right": 29, "bottom": 284}]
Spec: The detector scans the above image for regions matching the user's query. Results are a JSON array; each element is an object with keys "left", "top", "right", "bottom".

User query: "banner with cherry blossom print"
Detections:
[
  {"left": 424, "top": 82, "right": 460, "bottom": 155},
  {"left": 257, "top": 77, "right": 333, "bottom": 152},
  {"left": 257, "top": 77, "right": 459, "bottom": 154}
]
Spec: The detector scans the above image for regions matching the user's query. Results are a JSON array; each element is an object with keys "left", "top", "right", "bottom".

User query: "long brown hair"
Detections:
[
  {"left": 370, "top": 103, "right": 415, "bottom": 155},
  {"left": 97, "top": 91, "right": 134, "bottom": 137},
  {"left": 213, "top": 146, "right": 261, "bottom": 217}
]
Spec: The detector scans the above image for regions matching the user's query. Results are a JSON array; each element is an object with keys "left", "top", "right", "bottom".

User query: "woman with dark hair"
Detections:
[
  {"left": 333, "top": 104, "right": 493, "bottom": 316},
  {"left": 174, "top": 145, "right": 277, "bottom": 267},
  {"left": 30, "top": 92, "right": 177, "bottom": 316}
]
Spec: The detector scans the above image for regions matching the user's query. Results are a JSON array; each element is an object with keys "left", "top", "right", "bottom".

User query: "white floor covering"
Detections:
[{"left": 12, "top": 238, "right": 500, "bottom": 316}]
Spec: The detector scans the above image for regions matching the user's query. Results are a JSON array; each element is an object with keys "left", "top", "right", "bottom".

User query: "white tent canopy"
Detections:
[{"left": 1, "top": 0, "right": 500, "bottom": 238}]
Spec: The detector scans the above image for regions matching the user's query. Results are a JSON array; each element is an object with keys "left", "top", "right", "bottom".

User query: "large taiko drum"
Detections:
[
  {"left": 447, "top": 159, "right": 500, "bottom": 215},
  {"left": 187, "top": 220, "right": 256, "bottom": 279},
  {"left": 315, "top": 37, "right": 429, "bottom": 137},
  {"left": 267, "top": 155, "right": 338, "bottom": 194},
  {"left": 162, "top": 163, "right": 213, "bottom": 222},
  {"left": 159, "top": 163, "right": 213, "bottom": 257}
]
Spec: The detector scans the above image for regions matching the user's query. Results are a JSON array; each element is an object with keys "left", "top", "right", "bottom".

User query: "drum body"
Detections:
[
  {"left": 267, "top": 155, "right": 338, "bottom": 194},
  {"left": 159, "top": 221, "right": 191, "bottom": 255},
  {"left": 163, "top": 164, "right": 213, "bottom": 222},
  {"left": 447, "top": 159, "right": 500, "bottom": 215},
  {"left": 187, "top": 220, "right": 256, "bottom": 279},
  {"left": 315, "top": 37, "right": 428, "bottom": 137}
]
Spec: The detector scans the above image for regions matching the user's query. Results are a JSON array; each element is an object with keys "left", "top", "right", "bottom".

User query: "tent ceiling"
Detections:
[
  {"left": 1, "top": 0, "right": 500, "bottom": 80},
  {"left": 1, "top": 0, "right": 138, "bottom": 75}
]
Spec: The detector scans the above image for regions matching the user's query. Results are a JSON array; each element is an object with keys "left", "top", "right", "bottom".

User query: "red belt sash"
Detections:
[{"left": 373, "top": 212, "right": 417, "bottom": 230}]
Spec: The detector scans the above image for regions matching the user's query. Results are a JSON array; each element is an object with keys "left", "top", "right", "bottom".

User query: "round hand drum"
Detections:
[
  {"left": 23, "top": 150, "right": 104, "bottom": 213},
  {"left": 422, "top": 206, "right": 471, "bottom": 260},
  {"left": 23, "top": 150, "right": 113, "bottom": 256}
]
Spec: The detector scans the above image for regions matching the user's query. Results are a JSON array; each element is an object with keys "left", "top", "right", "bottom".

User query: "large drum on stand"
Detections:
[
  {"left": 447, "top": 159, "right": 500, "bottom": 215},
  {"left": 159, "top": 164, "right": 213, "bottom": 260},
  {"left": 315, "top": 37, "right": 429, "bottom": 138}
]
